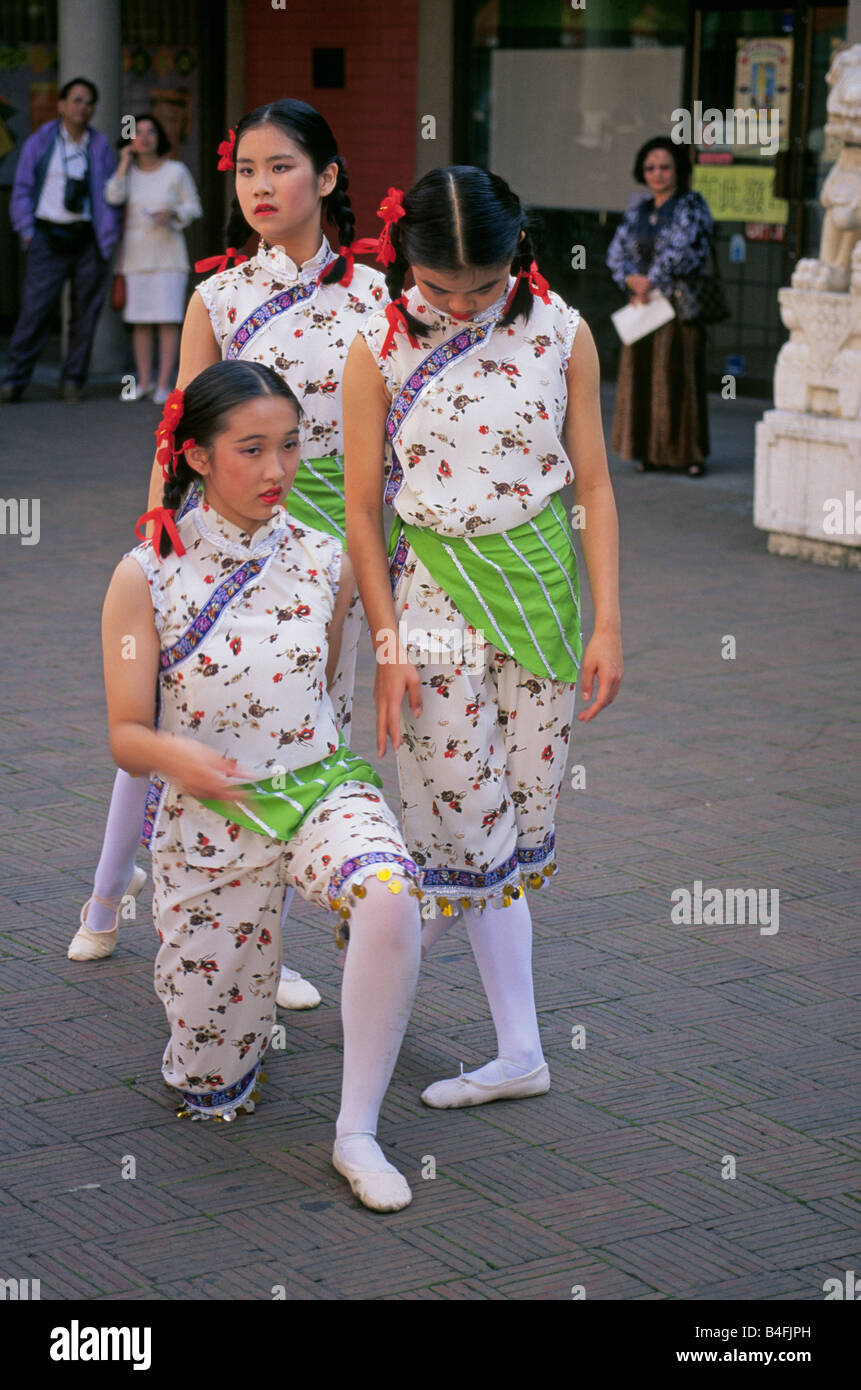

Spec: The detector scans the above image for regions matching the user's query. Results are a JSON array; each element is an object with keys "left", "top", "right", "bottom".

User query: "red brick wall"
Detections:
[{"left": 244, "top": 0, "right": 418, "bottom": 242}]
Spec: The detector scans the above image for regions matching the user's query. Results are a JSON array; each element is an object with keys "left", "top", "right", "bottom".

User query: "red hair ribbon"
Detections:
[
  {"left": 374, "top": 188, "right": 406, "bottom": 268},
  {"left": 503, "top": 259, "right": 552, "bottom": 316},
  {"left": 217, "top": 128, "right": 236, "bottom": 172},
  {"left": 379, "top": 298, "right": 420, "bottom": 360},
  {"left": 135, "top": 507, "right": 187, "bottom": 560},
  {"left": 154, "top": 389, "right": 195, "bottom": 482},
  {"left": 194, "top": 246, "right": 249, "bottom": 274}
]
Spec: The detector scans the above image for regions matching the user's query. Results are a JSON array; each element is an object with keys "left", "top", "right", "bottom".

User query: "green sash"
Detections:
[
  {"left": 389, "top": 494, "right": 581, "bottom": 682},
  {"left": 200, "top": 736, "right": 382, "bottom": 841},
  {"left": 285, "top": 454, "right": 345, "bottom": 542}
]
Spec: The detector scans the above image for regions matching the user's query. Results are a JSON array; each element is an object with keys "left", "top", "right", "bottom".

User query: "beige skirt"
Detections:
[{"left": 611, "top": 318, "right": 710, "bottom": 468}]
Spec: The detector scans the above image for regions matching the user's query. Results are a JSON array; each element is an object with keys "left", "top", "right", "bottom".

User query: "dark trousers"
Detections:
[{"left": 3, "top": 221, "right": 111, "bottom": 388}]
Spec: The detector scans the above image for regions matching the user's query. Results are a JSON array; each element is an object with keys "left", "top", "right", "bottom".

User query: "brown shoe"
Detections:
[{"left": 61, "top": 381, "right": 84, "bottom": 403}]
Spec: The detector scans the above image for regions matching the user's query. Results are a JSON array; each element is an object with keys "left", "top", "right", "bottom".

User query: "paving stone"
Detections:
[{"left": 2, "top": 384, "right": 860, "bottom": 1299}]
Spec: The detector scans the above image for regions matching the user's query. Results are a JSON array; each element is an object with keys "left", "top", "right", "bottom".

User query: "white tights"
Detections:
[
  {"left": 430, "top": 891, "right": 545, "bottom": 1085},
  {"left": 88, "top": 770, "right": 148, "bottom": 931},
  {"left": 335, "top": 876, "right": 421, "bottom": 1170}
]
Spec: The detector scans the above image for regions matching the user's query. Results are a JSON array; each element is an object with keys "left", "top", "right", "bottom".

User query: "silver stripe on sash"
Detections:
[
  {"left": 300, "top": 458, "right": 345, "bottom": 501},
  {"left": 235, "top": 796, "right": 279, "bottom": 837},
  {"left": 500, "top": 530, "right": 580, "bottom": 671},
  {"left": 461, "top": 537, "right": 552, "bottom": 673},
  {"left": 441, "top": 542, "right": 515, "bottom": 654},
  {"left": 532, "top": 498, "right": 582, "bottom": 616},
  {"left": 290, "top": 484, "right": 346, "bottom": 540}
]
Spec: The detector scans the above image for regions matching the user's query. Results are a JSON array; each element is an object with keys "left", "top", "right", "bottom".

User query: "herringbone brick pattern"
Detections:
[{"left": 1, "top": 385, "right": 859, "bottom": 1300}]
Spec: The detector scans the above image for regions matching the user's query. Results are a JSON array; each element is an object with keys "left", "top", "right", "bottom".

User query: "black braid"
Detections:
[
  {"left": 320, "top": 156, "right": 356, "bottom": 285},
  {"left": 384, "top": 224, "right": 426, "bottom": 338},
  {"left": 159, "top": 455, "right": 197, "bottom": 558},
  {"left": 500, "top": 222, "right": 536, "bottom": 328}
]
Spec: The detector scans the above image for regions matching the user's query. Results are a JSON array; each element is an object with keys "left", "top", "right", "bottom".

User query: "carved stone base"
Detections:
[
  {"left": 774, "top": 288, "right": 861, "bottom": 419},
  {"left": 754, "top": 409, "right": 861, "bottom": 558},
  {"left": 766, "top": 532, "right": 861, "bottom": 568}
]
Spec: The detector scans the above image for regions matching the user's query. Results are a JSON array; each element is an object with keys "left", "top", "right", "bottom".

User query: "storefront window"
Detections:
[
  {"left": 459, "top": 0, "right": 689, "bottom": 370},
  {"left": 457, "top": 0, "right": 848, "bottom": 396}
]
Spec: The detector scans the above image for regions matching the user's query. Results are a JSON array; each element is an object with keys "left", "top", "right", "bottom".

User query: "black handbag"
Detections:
[{"left": 672, "top": 243, "right": 731, "bottom": 326}]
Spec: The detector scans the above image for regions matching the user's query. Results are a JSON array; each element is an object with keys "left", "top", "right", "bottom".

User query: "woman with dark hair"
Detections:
[
  {"left": 606, "top": 136, "right": 714, "bottom": 476},
  {"left": 70, "top": 100, "right": 384, "bottom": 1013},
  {"left": 103, "top": 358, "right": 422, "bottom": 1208},
  {"left": 345, "top": 166, "right": 622, "bottom": 1110},
  {"left": 105, "top": 113, "right": 202, "bottom": 403}
]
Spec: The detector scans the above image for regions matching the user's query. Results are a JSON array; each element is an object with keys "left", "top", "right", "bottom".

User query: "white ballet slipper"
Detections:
[
  {"left": 68, "top": 865, "right": 147, "bottom": 962},
  {"left": 276, "top": 967, "right": 321, "bottom": 1010},
  {"left": 332, "top": 1138, "right": 413, "bottom": 1212},
  {"left": 420, "top": 1061, "right": 550, "bottom": 1109}
]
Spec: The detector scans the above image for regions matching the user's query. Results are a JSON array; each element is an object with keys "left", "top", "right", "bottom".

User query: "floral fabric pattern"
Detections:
[
  {"left": 153, "top": 779, "right": 418, "bottom": 1103},
  {"left": 605, "top": 190, "right": 713, "bottom": 295},
  {"left": 359, "top": 280, "right": 581, "bottom": 913}
]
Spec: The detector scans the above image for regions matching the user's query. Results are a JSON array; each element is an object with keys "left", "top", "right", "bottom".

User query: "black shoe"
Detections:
[{"left": 0, "top": 383, "right": 24, "bottom": 403}]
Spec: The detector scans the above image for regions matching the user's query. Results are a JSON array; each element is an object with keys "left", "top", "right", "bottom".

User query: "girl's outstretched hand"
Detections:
[
  {"left": 577, "top": 630, "right": 623, "bottom": 723},
  {"left": 374, "top": 652, "right": 423, "bottom": 757},
  {"left": 162, "top": 736, "right": 254, "bottom": 800}
]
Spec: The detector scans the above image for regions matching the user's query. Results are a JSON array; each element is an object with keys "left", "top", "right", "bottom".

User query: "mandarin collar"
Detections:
[
  {"left": 256, "top": 232, "right": 334, "bottom": 283},
  {"left": 407, "top": 277, "right": 514, "bottom": 330},
  {"left": 190, "top": 495, "right": 289, "bottom": 561}
]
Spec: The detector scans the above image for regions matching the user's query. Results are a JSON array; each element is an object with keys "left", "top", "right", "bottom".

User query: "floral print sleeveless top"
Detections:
[
  {"left": 358, "top": 278, "right": 581, "bottom": 538},
  {"left": 196, "top": 233, "right": 388, "bottom": 461}
]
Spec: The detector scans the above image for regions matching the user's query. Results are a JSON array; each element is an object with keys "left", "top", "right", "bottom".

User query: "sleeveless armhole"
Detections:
[
  {"left": 327, "top": 543, "right": 343, "bottom": 595},
  {"left": 125, "top": 545, "right": 167, "bottom": 636},
  {"left": 193, "top": 279, "right": 223, "bottom": 350},
  {"left": 357, "top": 316, "right": 399, "bottom": 397},
  {"left": 562, "top": 307, "right": 582, "bottom": 371}
]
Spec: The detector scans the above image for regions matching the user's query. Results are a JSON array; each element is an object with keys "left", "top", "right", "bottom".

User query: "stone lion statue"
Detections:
[{"left": 792, "top": 44, "right": 861, "bottom": 293}]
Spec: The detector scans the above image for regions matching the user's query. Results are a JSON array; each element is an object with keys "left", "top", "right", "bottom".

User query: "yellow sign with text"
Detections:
[{"left": 693, "top": 164, "right": 788, "bottom": 224}]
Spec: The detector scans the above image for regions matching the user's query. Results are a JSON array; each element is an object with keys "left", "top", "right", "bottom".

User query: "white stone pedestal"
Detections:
[{"left": 754, "top": 409, "right": 861, "bottom": 567}]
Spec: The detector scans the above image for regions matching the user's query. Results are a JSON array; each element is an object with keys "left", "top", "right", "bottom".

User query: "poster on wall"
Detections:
[
  {"left": 693, "top": 163, "right": 789, "bottom": 224},
  {"left": 734, "top": 37, "right": 792, "bottom": 150},
  {"left": 0, "top": 44, "right": 58, "bottom": 186}
]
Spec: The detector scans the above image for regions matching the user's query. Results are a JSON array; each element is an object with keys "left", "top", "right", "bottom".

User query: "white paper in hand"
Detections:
[{"left": 611, "top": 290, "right": 676, "bottom": 345}]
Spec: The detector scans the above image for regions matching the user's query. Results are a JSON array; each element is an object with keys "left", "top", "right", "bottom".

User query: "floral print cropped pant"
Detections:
[{"left": 151, "top": 780, "right": 419, "bottom": 1112}]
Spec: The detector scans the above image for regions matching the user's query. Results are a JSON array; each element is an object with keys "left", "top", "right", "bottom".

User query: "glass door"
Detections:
[{"left": 689, "top": 1, "right": 847, "bottom": 393}]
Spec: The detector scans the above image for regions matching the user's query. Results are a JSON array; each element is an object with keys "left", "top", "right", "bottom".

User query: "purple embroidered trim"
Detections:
[
  {"left": 385, "top": 321, "right": 494, "bottom": 441},
  {"left": 328, "top": 850, "right": 420, "bottom": 905},
  {"left": 389, "top": 531, "right": 409, "bottom": 596},
  {"left": 177, "top": 484, "right": 201, "bottom": 521},
  {"left": 177, "top": 1059, "right": 260, "bottom": 1112},
  {"left": 140, "top": 775, "right": 165, "bottom": 850},
  {"left": 384, "top": 444, "right": 405, "bottom": 509},
  {"left": 225, "top": 269, "right": 333, "bottom": 359},
  {"left": 421, "top": 833, "right": 555, "bottom": 892},
  {"left": 159, "top": 555, "right": 271, "bottom": 671},
  {"left": 517, "top": 833, "right": 556, "bottom": 865}
]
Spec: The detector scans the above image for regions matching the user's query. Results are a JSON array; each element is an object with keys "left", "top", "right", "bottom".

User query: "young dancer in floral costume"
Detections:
[
  {"left": 345, "top": 167, "right": 623, "bottom": 1109},
  {"left": 70, "top": 100, "right": 386, "bottom": 1009},
  {"left": 104, "top": 358, "right": 422, "bottom": 1210}
]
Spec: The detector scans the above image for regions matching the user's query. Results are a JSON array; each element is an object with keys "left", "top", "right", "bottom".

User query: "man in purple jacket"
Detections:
[{"left": 1, "top": 77, "right": 121, "bottom": 403}]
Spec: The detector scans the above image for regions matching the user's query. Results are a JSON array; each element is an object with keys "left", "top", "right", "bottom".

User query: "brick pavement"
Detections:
[{"left": 1, "top": 379, "right": 859, "bottom": 1301}]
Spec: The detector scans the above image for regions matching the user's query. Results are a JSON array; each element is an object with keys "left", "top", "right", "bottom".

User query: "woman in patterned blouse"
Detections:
[{"left": 606, "top": 137, "right": 714, "bottom": 477}]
